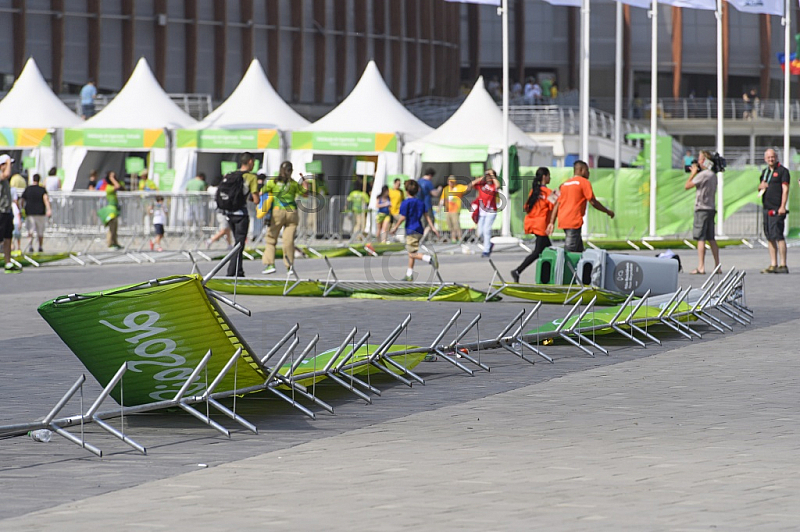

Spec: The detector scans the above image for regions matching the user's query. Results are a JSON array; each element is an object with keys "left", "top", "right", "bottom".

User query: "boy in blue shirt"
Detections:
[{"left": 390, "top": 179, "right": 439, "bottom": 281}]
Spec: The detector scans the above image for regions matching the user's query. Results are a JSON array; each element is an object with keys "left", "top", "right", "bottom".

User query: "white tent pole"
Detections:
[
  {"left": 614, "top": 0, "right": 623, "bottom": 171},
  {"left": 501, "top": 0, "right": 511, "bottom": 237},
  {"left": 784, "top": 0, "right": 791, "bottom": 170},
  {"left": 716, "top": 0, "right": 725, "bottom": 236},
  {"left": 649, "top": 0, "right": 658, "bottom": 238},
  {"left": 580, "top": 0, "right": 590, "bottom": 162}
]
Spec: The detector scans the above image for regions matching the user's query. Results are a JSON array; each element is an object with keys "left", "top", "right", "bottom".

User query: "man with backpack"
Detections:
[{"left": 216, "top": 152, "right": 259, "bottom": 277}]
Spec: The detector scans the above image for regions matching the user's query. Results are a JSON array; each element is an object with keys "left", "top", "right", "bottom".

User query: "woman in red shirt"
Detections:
[
  {"left": 471, "top": 169, "right": 500, "bottom": 257},
  {"left": 511, "top": 167, "right": 557, "bottom": 283}
]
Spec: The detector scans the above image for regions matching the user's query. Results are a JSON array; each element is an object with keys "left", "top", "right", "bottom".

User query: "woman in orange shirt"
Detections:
[{"left": 511, "top": 167, "right": 557, "bottom": 283}]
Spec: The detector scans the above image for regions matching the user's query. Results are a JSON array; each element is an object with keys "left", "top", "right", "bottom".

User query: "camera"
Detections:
[{"left": 684, "top": 152, "right": 726, "bottom": 173}]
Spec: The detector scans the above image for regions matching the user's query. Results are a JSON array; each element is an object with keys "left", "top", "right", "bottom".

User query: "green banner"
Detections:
[
  {"left": 160, "top": 169, "right": 176, "bottom": 190},
  {"left": 125, "top": 157, "right": 146, "bottom": 175},
  {"left": 22, "top": 156, "right": 36, "bottom": 169},
  {"left": 470, "top": 162, "right": 485, "bottom": 177},
  {"left": 306, "top": 160, "right": 323, "bottom": 174},
  {"left": 38, "top": 276, "right": 266, "bottom": 406},
  {"left": 220, "top": 161, "right": 237, "bottom": 176},
  {"left": 65, "top": 128, "right": 166, "bottom": 149},
  {"left": 176, "top": 129, "right": 279, "bottom": 150},
  {"left": 153, "top": 162, "right": 167, "bottom": 174},
  {"left": 291, "top": 131, "right": 397, "bottom": 153}
]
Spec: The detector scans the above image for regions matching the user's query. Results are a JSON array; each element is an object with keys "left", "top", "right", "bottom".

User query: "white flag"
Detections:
[
  {"left": 727, "top": 0, "right": 783, "bottom": 15},
  {"left": 660, "top": 0, "right": 717, "bottom": 10},
  {"left": 540, "top": 0, "right": 581, "bottom": 6},
  {"left": 444, "top": 0, "right": 501, "bottom": 5}
]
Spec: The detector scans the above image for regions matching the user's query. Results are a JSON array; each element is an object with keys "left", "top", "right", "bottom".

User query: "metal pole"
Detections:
[
  {"left": 501, "top": 0, "right": 511, "bottom": 237},
  {"left": 649, "top": 0, "right": 658, "bottom": 238},
  {"left": 580, "top": 0, "right": 590, "bottom": 162},
  {"left": 614, "top": 1, "right": 623, "bottom": 171},
  {"left": 716, "top": 0, "right": 725, "bottom": 236},
  {"left": 784, "top": 0, "right": 791, "bottom": 170}
]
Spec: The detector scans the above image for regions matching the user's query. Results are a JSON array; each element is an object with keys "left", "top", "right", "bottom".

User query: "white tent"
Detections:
[
  {"left": 403, "top": 76, "right": 538, "bottom": 180},
  {"left": 0, "top": 57, "right": 82, "bottom": 177},
  {"left": 61, "top": 58, "right": 197, "bottom": 190},
  {"left": 290, "top": 60, "right": 432, "bottom": 207},
  {"left": 173, "top": 59, "right": 309, "bottom": 190}
]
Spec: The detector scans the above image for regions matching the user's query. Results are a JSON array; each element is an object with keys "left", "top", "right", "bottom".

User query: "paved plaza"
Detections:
[{"left": 0, "top": 244, "right": 798, "bottom": 530}]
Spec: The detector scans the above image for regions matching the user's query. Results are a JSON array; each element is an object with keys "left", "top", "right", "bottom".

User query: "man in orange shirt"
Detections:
[{"left": 547, "top": 160, "right": 614, "bottom": 252}]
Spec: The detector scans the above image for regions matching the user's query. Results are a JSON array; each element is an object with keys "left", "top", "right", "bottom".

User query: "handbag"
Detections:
[{"left": 470, "top": 198, "right": 481, "bottom": 224}]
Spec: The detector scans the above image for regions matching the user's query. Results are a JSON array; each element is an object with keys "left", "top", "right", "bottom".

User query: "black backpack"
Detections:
[{"left": 215, "top": 171, "right": 247, "bottom": 212}]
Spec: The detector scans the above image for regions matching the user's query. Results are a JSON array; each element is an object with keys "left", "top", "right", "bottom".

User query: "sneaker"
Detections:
[
  {"left": 429, "top": 251, "right": 439, "bottom": 270},
  {"left": 109, "top": 245, "right": 122, "bottom": 251},
  {"left": 38, "top": 247, "right": 43, "bottom": 253},
  {"left": 776, "top": 265, "right": 789, "bottom": 274},
  {"left": 423, "top": 354, "right": 438, "bottom": 362},
  {"left": 287, "top": 266, "right": 295, "bottom": 276},
  {"left": 4, "top": 263, "right": 22, "bottom": 274},
  {"left": 489, "top": 242, "right": 494, "bottom": 254},
  {"left": 206, "top": 238, "right": 213, "bottom": 250},
  {"left": 403, "top": 274, "right": 414, "bottom": 282},
  {"left": 761, "top": 265, "right": 777, "bottom": 274},
  {"left": 262, "top": 264, "right": 276, "bottom": 275},
  {"left": 481, "top": 252, "right": 489, "bottom": 258},
  {"left": 156, "top": 247, "right": 163, "bottom": 252},
  {"left": 511, "top": 269, "right": 520, "bottom": 283},
  {"left": 149, "top": 239, "right": 154, "bottom": 251}
]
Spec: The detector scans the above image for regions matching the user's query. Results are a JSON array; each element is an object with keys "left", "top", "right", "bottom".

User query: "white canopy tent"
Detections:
[
  {"left": 403, "top": 76, "right": 538, "bottom": 179},
  {"left": 0, "top": 57, "right": 82, "bottom": 178},
  {"left": 173, "top": 59, "right": 310, "bottom": 190},
  {"left": 290, "top": 60, "right": 432, "bottom": 206},
  {"left": 61, "top": 58, "right": 197, "bottom": 191}
]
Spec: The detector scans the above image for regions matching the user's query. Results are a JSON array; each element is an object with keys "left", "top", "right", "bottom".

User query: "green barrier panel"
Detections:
[
  {"left": 38, "top": 275, "right": 266, "bottom": 406},
  {"left": 495, "top": 284, "right": 628, "bottom": 306}
]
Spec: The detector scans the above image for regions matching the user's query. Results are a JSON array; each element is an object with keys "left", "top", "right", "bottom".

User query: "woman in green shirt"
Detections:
[
  {"left": 261, "top": 161, "right": 309, "bottom": 274},
  {"left": 105, "top": 171, "right": 123, "bottom": 249}
]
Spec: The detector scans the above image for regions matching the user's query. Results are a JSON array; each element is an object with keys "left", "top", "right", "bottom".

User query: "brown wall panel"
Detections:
[
  {"left": 12, "top": 0, "right": 25, "bottom": 77},
  {"left": 241, "top": 0, "right": 254, "bottom": 76},
  {"left": 313, "top": 0, "right": 326, "bottom": 102},
  {"left": 420, "top": 0, "right": 432, "bottom": 94},
  {"left": 390, "top": 0, "right": 404, "bottom": 98},
  {"left": 722, "top": 1, "right": 729, "bottom": 97},
  {"left": 290, "top": 0, "right": 304, "bottom": 102},
  {"left": 184, "top": 0, "right": 197, "bottom": 92},
  {"left": 266, "top": 0, "right": 280, "bottom": 87},
  {"left": 568, "top": 7, "right": 577, "bottom": 91},
  {"left": 623, "top": 4, "right": 631, "bottom": 101},
  {"left": 354, "top": 0, "right": 368, "bottom": 76},
  {"left": 122, "top": 0, "right": 136, "bottom": 81},
  {"left": 515, "top": 0, "right": 525, "bottom": 84},
  {"left": 88, "top": 0, "right": 101, "bottom": 83},
  {"left": 406, "top": 0, "right": 419, "bottom": 97},
  {"left": 214, "top": 0, "right": 228, "bottom": 100},
  {"left": 334, "top": 1, "right": 347, "bottom": 99},
  {"left": 154, "top": 0, "right": 167, "bottom": 85},
  {"left": 759, "top": 14, "right": 771, "bottom": 98},
  {"left": 467, "top": 3, "right": 480, "bottom": 83},
  {"left": 51, "top": 0, "right": 64, "bottom": 90},
  {"left": 373, "top": 0, "right": 386, "bottom": 76},
  {"left": 671, "top": 6, "right": 682, "bottom": 99}
]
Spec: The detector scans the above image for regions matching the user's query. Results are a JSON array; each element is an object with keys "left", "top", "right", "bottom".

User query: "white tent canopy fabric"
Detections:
[
  {"left": 81, "top": 58, "right": 197, "bottom": 130},
  {"left": 403, "top": 76, "right": 537, "bottom": 179},
  {"left": 62, "top": 58, "right": 197, "bottom": 190},
  {"left": 0, "top": 57, "right": 82, "bottom": 129},
  {"left": 292, "top": 60, "right": 432, "bottom": 212},
  {"left": 0, "top": 58, "right": 81, "bottom": 177},
  {"left": 173, "top": 59, "right": 309, "bottom": 190}
]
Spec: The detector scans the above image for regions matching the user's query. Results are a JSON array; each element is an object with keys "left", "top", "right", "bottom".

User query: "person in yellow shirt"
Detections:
[
  {"left": 388, "top": 177, "right": 405, "bottom": 218},
  {"left": 439, "top": 175, "right": 469, "bottom": 242},
  {"left": 138, "top": 170, "right": 158, "bottom": 191},
  {"left": 261, "top": 161, "right": 310, "bottom": 275}
]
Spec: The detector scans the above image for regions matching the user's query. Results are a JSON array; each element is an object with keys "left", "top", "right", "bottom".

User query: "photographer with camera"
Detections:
[
  {"left": 684, "top": 150, "right": 720, "bottom": 275},
  {"left": 758, "top": 148, "right": 790, "bottom": 274}
]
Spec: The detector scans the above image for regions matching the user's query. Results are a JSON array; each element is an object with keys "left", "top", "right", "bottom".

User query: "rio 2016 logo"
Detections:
[{"left": 100, "top": 310, "right": 206, "bottom": 401}]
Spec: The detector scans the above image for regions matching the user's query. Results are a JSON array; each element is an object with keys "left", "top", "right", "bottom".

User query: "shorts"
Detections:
[
  {"left": 763, "top": 209, "right": 786, "bottom": 241},
  {"left": 216, "top": 212, "right": 229, "bottom": 231},
  {"left": 82, "top": 103, "right": 95, "bottom": 118},
  {"left": 0, "top": 212, "right": 12, "bottom": 240},
  {"left": 26, "top": 215, "right": 46, "bottom": 237},
  {"left": 153, "top": 223, "right": 165, "bottom": 236},
  {"left": 405, "top": 233, "right": 421, "bottom": 254},
  {"left": 692, "top": 209, "right": 716, "bottom": 241},
  {"left": 376, "top": 212, "right": 392, "bottom": 225},
  {"left": 564, "top": 228, "right": 584, "bottom": 253}
]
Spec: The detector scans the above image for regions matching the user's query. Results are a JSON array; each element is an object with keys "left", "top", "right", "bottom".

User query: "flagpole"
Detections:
[
  {"left": 580, "top": 0, "right": 590, "bottom": 162},
  {"left": 614, "top": 0, "right": 623, "bottom": 171},
  {"left": 501, "top": 0, "right": 511, "bottom": 237},
  {"left": 784, "top": 0, "right": 791, "bottom": 170},
  {"left": 649, "top": 0, "right": 658, "bottom": 238},
  {"left": 716, "top": 0, "right": 725, "bottom": 236}
]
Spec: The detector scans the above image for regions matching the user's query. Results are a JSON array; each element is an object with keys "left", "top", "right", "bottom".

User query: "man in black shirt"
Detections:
[
  {"left": 20, "top": 174, "right": 51, "bottom": 253},
  {"left": 758, "top": 149, "right": 790, "bottom": 273}
]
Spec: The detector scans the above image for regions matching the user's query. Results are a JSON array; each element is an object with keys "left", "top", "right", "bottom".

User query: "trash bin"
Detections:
[
  {"left": 576, "top": 249, "right": 678, "bottom": 297},
  {"left": 535, "top": 247, "right": 583, "bottom": 285}
]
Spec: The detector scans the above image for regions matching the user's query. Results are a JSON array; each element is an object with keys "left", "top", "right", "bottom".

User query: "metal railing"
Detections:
[{"left": 59, "top": 93, "right": 214, "bottom": 120}]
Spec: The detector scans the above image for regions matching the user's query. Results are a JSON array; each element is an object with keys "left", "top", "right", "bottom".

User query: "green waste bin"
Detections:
[{"left": 534, "top": 247, "right": 583, "bottom": 285}]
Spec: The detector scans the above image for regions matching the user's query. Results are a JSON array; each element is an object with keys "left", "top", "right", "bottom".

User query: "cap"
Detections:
[
  {"left": 0, "top": 154, "right": 14, "bottom": 165},
  {"left": 448, "top": 175, "right": 457, "bottom": 181}
]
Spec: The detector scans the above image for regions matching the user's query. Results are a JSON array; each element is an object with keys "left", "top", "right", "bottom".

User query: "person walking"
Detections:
[
  {"left": 758, "top": 148, "right": 790, "bottom": 273},
  {"left": 471, "top": 169, "right": 501, "bottom": 257},
  {"left": 217, "top": 153, "right": 260, "bottom": 278},
  {"left": 104, "top": 171, "right": 123, "bottom": 250},
  {"left": 390, "top": 179, "right": 439, "bottom": 281},
  {"left": 547, "top": 160, "right": 614, "bottom": 252},
  {"left": 419, "top": 168, "right": 441, "bottom": 239},
  {"left": 0, "top": 154, "right": 22, "bottom": 273},
  {"left": 148, "top": 195, "right": 168, "bottom": 252},
  {"left": 684, "top": 150, "right": 720, "bottom": 274},
  {"left": 439, "top": 175, "right": 468, "bottom": 243},
  {"left": 375, "top": 185, "right": 393, "bottom": 243},
  {"left": 261, "top": 161, "right": 310, "bottom": 275},
  {"left": 511, "top": 167, "right": 557, "bottom": 283},
  {"left": 20, "top": 174, "right": 51, "bottom": 253}
]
